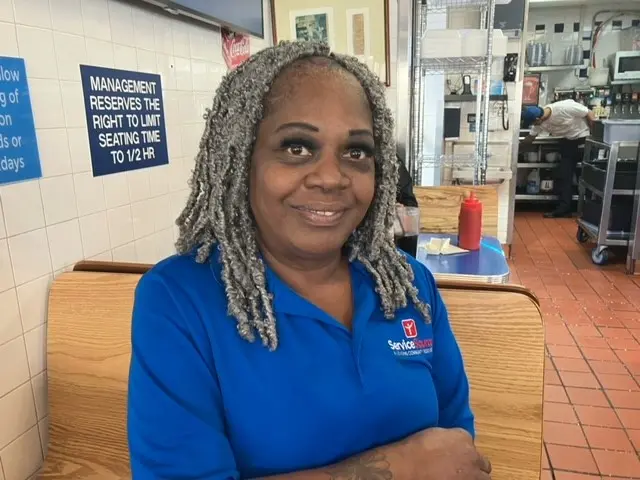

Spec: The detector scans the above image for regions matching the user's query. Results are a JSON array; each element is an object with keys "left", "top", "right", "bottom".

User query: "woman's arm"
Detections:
[
  {"left": 421, "top": 267, "right": 475, "bottom": 435},
  {"left": 256, "top": 440, "right": 411, "bottom": 479},
  {"left": 257, "top": 428, "right": 489, "bottom": 480},
  {"left": 128, "top": 272, "right": 240, "bottom": 479}
]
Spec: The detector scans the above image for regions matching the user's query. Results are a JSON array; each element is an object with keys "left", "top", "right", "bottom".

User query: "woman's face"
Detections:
[{"left": 249, "top": 62, "right": 376, "bottom": 259}]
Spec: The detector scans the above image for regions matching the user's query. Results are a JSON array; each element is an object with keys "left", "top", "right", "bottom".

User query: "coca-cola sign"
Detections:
[{"left": 222, "top": 28, "right": 250, "bottom": 70}]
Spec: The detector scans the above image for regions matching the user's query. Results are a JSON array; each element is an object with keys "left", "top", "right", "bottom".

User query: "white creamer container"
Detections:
[{"left": 526, "top": 169, "right": 541, "bottom": 194}]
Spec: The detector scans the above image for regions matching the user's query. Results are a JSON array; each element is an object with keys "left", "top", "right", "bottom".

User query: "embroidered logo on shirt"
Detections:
[
  {"left": 388, "top": 319, "right": 433, "bottom": 357},
  {"left": 402, "top": 319, "right": 418, "bottom": 338}
]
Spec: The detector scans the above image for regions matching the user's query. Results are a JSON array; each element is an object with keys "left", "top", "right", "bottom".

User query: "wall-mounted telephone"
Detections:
[
  {"left": 462, "top": 75, "right": 472, "bottom": 95},
  {"left": 503, "top": 53, "right": 518, "bottom": 82}
]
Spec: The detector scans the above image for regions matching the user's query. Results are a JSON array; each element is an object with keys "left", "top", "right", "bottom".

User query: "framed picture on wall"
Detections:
[
  {"left": 270, "top": 0, "right": 391, "bottom": 86},
  {"left": 289, "top": 8, "right": 334, "bottom": 47},
  {"left": 522, "top": 74, "right": 541, "bottom": 106}
]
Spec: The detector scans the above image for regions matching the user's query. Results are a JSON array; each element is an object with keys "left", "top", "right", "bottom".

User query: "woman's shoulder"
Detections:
[{"left": 136, "top": 249, "right": 227, "bottom": 308}]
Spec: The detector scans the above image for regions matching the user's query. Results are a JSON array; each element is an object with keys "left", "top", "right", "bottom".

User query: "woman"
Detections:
[{"left": 128, "top": 42, "right": 490, "bottom": 479}]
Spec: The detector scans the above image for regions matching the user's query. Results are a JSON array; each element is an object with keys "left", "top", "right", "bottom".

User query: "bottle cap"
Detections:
[
  {"left": 464, "top": 191, "right": 480, "bottom": 203},
  {"left": 463, "top": 191, "right": 482, "bottom": 209}
]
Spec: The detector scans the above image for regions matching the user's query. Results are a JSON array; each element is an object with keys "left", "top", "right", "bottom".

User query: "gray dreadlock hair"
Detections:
[{"left": 176, "top": 41, "right": 431, "bottom": 351}]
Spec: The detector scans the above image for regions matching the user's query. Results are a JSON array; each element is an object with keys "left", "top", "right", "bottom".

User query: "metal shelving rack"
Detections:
[
  {"left": 524, "top": 65, "right": 580, "bottom": 73},
  {"left": 576, "top": 139, "right": 640, "bottom": 268},
  {"left": 515, "top": 138, "right": 583, "bottom": 203},
  {"left": 409, "top": 0, "right": 498, "bottom": 186}
]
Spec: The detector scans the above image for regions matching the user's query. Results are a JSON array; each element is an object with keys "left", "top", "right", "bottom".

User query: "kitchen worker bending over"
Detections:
[
  {"left": 521, "top": 99, "right": 595, "bottom": 218},
  {"left": 128, "top": 41, "right": 489, "bottom": 479}
]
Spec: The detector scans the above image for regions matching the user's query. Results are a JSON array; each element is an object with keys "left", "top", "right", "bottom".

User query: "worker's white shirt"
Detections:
[{"left": 530, "top": 99, "right": 590, "bottom": 140}]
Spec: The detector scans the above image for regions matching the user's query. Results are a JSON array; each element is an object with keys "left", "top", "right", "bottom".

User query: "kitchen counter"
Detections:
[
  {"left": 601, "top": 119, "right": 640, "bottom": 124},
  {"left": 529, "top": 136, "right": 565, "bottom": 143},
  {"left": 519, "top": 130, "right": 564, "bottom": 142}
]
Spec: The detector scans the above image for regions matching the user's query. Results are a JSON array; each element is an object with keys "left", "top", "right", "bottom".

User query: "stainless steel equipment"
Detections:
[{"left": 576, "top": 138, "right": 640, "bottom": 269}]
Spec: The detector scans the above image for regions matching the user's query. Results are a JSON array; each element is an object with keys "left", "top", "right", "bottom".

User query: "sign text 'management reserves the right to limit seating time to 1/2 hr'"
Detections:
[{"left": 80, "top": 65, "right": 169, "bottom": 177}]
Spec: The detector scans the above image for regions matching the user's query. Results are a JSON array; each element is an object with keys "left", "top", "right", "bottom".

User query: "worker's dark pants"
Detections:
[{"left": 556, "top": 137, "right": 586, "bottom": 212}]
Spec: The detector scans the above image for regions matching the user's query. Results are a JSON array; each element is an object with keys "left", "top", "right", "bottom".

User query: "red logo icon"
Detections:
[{"left": 402, "top": 319, "right": 418, "bottom": 339}]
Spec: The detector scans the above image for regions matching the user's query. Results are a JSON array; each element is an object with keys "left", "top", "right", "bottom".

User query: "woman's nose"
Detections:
[{"left": 304, "top": 153, "right": 350, "bottom": 191}]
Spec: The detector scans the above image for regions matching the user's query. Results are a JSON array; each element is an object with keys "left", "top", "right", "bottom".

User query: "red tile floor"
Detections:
[{"left": 509, "top": 212, "right": 640, "bottom": 479}]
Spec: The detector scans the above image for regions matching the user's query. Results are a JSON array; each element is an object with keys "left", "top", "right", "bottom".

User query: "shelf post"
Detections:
[{"left": 478, "top": 0, "right": 496, "bottom": 186}]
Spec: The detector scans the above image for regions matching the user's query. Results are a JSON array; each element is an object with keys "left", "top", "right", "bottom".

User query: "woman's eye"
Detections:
[
  {"left": 345, "top": 148, "right": 372, "bottom": 161},
  {"left": 286, "top": 144, "right": 312, "bottom": 156}
]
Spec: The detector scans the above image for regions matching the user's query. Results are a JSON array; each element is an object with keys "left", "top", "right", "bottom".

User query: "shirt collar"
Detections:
[{"left": 209, "top": 247, "right": 378, "bottom": 323}]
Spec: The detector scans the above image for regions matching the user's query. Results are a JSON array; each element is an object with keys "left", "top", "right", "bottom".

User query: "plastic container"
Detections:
[
  {"left": 620, "top": 26, "right": 640, "bottom": 51},
  {"left": 564, "top": 44, "right": 583, "bottom": 66},
  {"left": 545, "top": 152, "right": 560, "bottom": 163},
  {"left": 600, "top": 120, "right": 640, "bottom": 144},
  {"left": 540, "top": 170, "right": 554, "bottom": 192},
  {"left": 582, "top": 160, "right": 638, "bottom": 191},
  {"left": 460, "top": 29, "right": 508, "bottom": 57},
  {"left": 421, "top": 30, "right": 462, "bottom": 58},
  {"left": 526, "top": 40, "right": 551, "bottom": 67},
  {"left": 582, "top": 197, "right": 634, "bottom": 232},
  {"left": 526, "top": 169, "right": 541, "bottom": 194},
  {"left": 458, "top": 192, "right": 483, "bottom": 251},
  {"left": 394, "top": 206, "right": 420, "bottom": 257}
]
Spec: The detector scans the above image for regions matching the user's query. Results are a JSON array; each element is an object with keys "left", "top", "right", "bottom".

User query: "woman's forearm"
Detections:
[
  {"left": 255, "top": 439, "right": 409, "bottom": 480},
  {"left": 251, "top": 427, "right": 486, "bottom": 480}
]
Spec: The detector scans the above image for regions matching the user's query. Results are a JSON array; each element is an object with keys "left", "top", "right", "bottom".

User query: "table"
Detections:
[{"left": 416, "top": 233, "right": 510, "bottom": 284}]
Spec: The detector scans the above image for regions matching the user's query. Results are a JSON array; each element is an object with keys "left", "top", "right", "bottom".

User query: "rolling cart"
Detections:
[{"left": 576, "top": 139, "right": 640, "bottom": 267}]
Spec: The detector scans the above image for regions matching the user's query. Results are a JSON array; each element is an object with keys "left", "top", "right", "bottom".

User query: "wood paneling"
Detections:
[
  {"left": 414, "top": 185, "right": 499, "bottom": 237},
  {"left": 443, "top": 285, "right": 544, "bottom": 480}
]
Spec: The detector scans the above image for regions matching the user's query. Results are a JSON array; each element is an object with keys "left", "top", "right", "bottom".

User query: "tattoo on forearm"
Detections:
[{"left": 323, "top": 452, "right": 393, "bottom": 480}]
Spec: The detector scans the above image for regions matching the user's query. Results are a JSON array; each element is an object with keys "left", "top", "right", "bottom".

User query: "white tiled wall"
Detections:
[
  {"left": 0, "top": 0, "right": 400, "bottom": 478},
  {"left": 0, "top": 0, "right": 274, "bottom": 478},
  {"left": 527, "top": 2, "right": 640, "bottom": 94}
]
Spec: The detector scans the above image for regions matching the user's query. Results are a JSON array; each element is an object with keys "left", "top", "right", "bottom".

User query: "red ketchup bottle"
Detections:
[{"left": 458, "top": 192, "right": 483, "bottom": 251}]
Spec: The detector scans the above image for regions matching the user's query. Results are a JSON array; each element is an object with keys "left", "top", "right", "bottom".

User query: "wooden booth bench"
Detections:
[{"left": 41, "top": 261, "right": 544, "bottom": 479}]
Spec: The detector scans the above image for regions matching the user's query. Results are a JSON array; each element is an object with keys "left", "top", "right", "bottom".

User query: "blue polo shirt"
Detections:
[{"left": 128, "top": 249, "right": 474, "bottom": 479}]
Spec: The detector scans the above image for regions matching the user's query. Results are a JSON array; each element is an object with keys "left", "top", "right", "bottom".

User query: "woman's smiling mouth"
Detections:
[{"left": 292, "top": 206, "right": 347, "bottom": 227}]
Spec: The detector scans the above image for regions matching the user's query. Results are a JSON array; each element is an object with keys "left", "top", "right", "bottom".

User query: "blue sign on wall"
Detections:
[
  {"left": 0, "top": 56, "right": 41, "bottom": 186},
  {"left": 80, "top": 65, "right": 169, "bottom": 177}
]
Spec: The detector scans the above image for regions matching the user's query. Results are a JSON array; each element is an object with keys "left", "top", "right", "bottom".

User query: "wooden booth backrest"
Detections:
[
  {"left": 414, "top": 185, "right": 499, "bottom": 237},
  {"left": 42, "top": 262, "right": 544, "bottom": 480}
]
